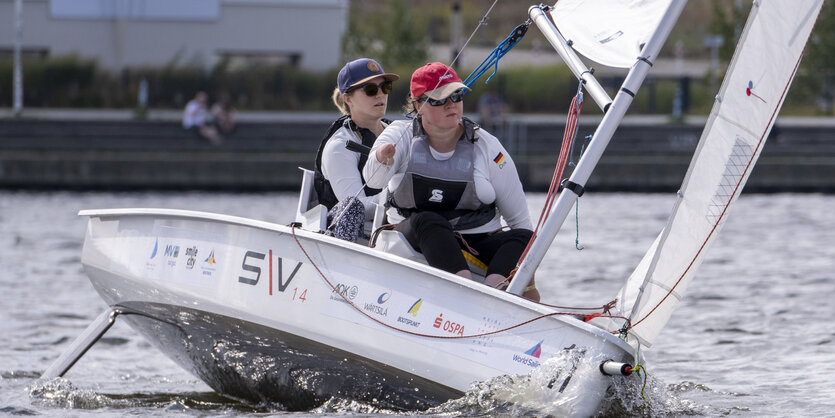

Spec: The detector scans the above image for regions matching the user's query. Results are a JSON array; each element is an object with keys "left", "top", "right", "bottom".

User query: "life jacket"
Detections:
[
  {"left": 313, "top": 115, "right": 387, "bottom": 210},
  {"left": 390, "top": 117, "right": 497, "bottom": 230}
]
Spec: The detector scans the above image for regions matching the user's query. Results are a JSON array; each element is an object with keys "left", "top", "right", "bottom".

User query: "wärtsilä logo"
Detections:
[{"left": 377, "top": 292, "right": 391, "bottom": 304}]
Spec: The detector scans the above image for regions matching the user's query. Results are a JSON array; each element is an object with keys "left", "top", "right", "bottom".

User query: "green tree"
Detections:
[
  {"left": 710, "top": 0, "right": 749, "bottom": 61},
  {"left": 798, "top": 1, "right": 835, "bottom": 114},
  {"left": 342, "top": 0, "right": 428, "bottom": 67}
]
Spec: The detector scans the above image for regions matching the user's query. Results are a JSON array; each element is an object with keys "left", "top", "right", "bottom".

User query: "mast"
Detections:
[{"left": 506, "top": 1, "right": 688, "bottom": 296}]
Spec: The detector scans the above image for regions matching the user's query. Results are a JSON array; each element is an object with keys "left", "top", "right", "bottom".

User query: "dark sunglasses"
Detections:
[
  {"left": 350, "top": 80, "right": 393, "bottom": 96},
  {"left": 422, "top": 89, "right": 465, "bottom": 106}
]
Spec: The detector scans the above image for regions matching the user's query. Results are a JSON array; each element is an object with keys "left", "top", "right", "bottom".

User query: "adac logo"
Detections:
[
  {"left": 330, "top": 283, "right": 359, "bottom": 303},
  {"left": 149, "top": 238, "right": 159, "bottom": 259}
]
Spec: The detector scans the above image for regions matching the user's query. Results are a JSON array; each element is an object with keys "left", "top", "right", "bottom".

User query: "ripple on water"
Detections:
[
  {"left": 0, "top": 406, "right": 40, "bottom": 416},
  {"left": 28, "top": 377, "right": 259, "bottom": 413},
  {"left": 1, "top": 371, "right": 42, "bottom": 379}
]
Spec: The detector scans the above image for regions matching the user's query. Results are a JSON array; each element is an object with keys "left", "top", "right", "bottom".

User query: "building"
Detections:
[{"left": 0, "top": 0, "right": 348, "bottom": 71}]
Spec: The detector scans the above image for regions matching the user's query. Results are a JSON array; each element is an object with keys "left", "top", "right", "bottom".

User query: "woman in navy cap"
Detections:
[
  {"left": 363, "top": 62, "right": 538, "bottom": 302},
  {"left": 313, "top": 58, "right": 399, "bottom": 242}
]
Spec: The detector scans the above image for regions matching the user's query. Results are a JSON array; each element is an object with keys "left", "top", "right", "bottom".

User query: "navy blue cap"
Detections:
[{"left": 337, "top": 58, "right": 399, "bottom": 94}]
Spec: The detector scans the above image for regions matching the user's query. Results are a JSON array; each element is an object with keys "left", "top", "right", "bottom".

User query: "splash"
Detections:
[
  {"left": 429, "top": 351, "right": 703, "bottom": 417},
  {"left": 29, "top": 377, "right": 129, "bottom": 410}
]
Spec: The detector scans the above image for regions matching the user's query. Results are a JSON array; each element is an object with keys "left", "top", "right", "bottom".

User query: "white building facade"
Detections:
[{"left": 0, "top": 0, "right": 348, "bottom": 71}]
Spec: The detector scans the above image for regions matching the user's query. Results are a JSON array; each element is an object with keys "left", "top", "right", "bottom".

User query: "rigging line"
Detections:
[
  {"left": 628, "top": 44, "right": 806, "bottom": 332},
  {"left": 573, "top": 136, "right": 590, "bottom": 251},
  {"left": 450, "top": 0, "right": 501, "bottom": 72},
  {"left": 289, "top": 225, "right": 587, "bottom": 340},
  {"left": 462, "top": 20, "right": 530, "bottom": 88},
  {"left": 537, "top": 299, "right": 618, "bottom": 312}
]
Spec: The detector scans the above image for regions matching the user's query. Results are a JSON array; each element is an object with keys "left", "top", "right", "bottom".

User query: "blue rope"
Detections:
[{"left": 463, "top": 21, "right": 530, "bottom": 89}]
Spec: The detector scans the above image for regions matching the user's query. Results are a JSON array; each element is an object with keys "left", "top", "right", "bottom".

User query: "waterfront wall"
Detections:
[{"left": 1, "top": 112, "right": 834, "bottom": 192}]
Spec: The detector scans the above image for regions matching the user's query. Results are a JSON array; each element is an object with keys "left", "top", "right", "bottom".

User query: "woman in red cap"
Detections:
[
  {"left": 363, "top": 62, "right": 539, "bottom": 302},
  {"left": 313, "top": 58, "right": 399, "bottom": 241}
]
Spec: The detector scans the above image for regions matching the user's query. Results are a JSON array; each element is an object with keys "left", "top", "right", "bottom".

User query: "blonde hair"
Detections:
[
  {"left": 332, "top": 87, "right": 351, "bottom": 116},
  {"left": 402, "top": 95, "right": 421, "bottom": 117}
]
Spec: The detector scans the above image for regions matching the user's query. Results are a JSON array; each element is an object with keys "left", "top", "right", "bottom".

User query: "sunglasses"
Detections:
[
  {"left": 421, "top": 89, "right": 465, "bottom": 106},
  {"left": 350, "top": 80, "right": 393, "bottom": 96}
]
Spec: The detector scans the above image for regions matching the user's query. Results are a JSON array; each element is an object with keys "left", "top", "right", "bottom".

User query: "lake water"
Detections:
[{"left": 1, "top": 191, "right": 833, "bottom": 417}]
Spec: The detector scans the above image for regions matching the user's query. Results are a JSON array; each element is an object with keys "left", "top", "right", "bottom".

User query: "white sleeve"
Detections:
[
  {"left": 321, "top": 127, "right": 378, "bottom": 219},
  {"left": 479, "top": 133, "right": 532, "bottom": 230},
  {"left": 363, "top": 120, "right": 412, "bottom": 189}
]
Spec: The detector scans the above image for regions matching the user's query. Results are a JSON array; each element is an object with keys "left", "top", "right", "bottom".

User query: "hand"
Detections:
[{"left": 377, "top": 143, "right": 396, "bottom": 166}]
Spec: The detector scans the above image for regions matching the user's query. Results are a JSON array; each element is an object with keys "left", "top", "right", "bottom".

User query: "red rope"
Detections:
[{"left": 506, "top": 93, "right": 583, "bottom": 281}]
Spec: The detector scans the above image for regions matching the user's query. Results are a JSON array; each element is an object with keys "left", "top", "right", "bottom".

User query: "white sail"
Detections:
[
  {"left": 617, "top": 0, "right": 823, "bottom": 348},
  {"left": 550, "top": 0, "right": 673, "bottom": 68}
]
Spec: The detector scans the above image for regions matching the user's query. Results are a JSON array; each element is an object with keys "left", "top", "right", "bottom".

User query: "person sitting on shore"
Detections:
[
  {"left": 183, "top": 91, "right": 222, "bottom": 145},
  {"left": 313, "top": 58, "right": 399, "bottom": 242},
  {"left": 211, "top": 94, "right": 237, "bottom": 135}
]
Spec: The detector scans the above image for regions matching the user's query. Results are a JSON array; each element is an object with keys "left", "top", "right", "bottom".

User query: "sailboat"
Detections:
[{"left": 42, "top": 1, "right": 823, "bottom": 416}]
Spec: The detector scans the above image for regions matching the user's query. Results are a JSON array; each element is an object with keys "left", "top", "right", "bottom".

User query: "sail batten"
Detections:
[{"left": 613, "top": 0, "right": 824, "bottom": 348}]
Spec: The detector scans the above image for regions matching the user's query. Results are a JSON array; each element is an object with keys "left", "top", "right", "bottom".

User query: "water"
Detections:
[{"left": 1, "top": 191, "right": 833, "bottom": 417}]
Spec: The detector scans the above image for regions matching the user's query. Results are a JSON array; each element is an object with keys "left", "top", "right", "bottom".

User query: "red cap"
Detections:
[{"left": 410, "top": 62, "right": 470, "bottom": 100}]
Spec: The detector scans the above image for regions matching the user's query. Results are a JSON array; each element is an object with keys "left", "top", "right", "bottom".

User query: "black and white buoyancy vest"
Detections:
[
  {"left": 313, "top": 115, "right": 386, "bottom": 210},
  {"left": 390, "top": 117, "right": 496, "bottom": 230}
]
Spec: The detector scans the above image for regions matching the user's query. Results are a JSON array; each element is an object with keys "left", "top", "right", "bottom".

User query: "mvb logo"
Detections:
[{"left": 164, "top": 245, "right": 180, "bottom": 258}]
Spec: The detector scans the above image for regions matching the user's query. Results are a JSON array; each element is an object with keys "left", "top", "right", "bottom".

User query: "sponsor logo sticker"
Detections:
[
  {"left": 396, "top": 298, "right": 423, "bottom": 328},
  {"left": 512, "top": 340, "right": 543, "bottom": 368}
]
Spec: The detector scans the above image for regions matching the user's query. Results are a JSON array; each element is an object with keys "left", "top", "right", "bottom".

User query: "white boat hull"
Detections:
[{"left": 79, "top": 208, "right": 633, "bottom": 414}]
